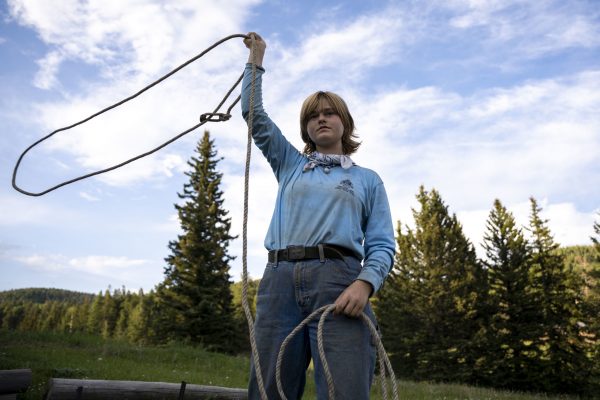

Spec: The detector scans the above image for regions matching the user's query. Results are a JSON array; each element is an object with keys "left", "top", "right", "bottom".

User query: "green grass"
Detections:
[{"left": 0, "top": 330, "right": 577, "bottom": 400}]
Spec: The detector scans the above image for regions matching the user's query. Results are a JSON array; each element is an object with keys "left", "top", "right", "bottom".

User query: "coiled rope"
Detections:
[{"left": 12, "top": 33, "right": 399, "bottom": 400}]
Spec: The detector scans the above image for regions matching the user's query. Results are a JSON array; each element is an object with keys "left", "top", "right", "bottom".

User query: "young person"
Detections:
[{"left": 242, "top": 32, "right": 395, "bottom": 400}]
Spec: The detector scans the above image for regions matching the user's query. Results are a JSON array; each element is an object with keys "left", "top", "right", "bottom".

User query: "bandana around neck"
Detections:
[{"left": 303, "top": 151, "right": 355, "bottom": 173}]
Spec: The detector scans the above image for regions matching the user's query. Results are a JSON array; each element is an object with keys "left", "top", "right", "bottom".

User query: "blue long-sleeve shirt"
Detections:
[{"left": 241, "top": 64, "right": 395, "bottom": 293}]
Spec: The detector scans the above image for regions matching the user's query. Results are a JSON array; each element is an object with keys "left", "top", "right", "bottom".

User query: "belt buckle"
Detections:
[{"left": 287, "top": 245, "right": 305, "bottom": 260}]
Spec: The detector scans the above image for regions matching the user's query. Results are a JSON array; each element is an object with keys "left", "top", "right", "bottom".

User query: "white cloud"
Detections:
[
  {"left": 544, "top": 202, "right": 599, "bottom": 246},
  {"left": 150, "top": 213, "right": 181, "bottom": 234},
  {"left": 15, "top": 254, "right": 66, "bottom": 271},
  {"left": 33, "top": 50, "right": 63, "bottom": 90},
  {"left": 349, "top": 70, "right": 600, "bottom": 212},
  {"left": 79, "top": 191, "right": 100, "bottom": 201},
  {"left": 15, "top": 253, "right": 151, "bottom": 277},
  {"left": 8, "top": 0, "right": 260, "bottom": 82},
  {"left": 0, "top": 194, "right": 79, "bottom": 226},
  {"left": 69, "top": 255, "right": 148, "bottom": 273},
  {"left": 446, "top": 0, "right": 600, "bottom": 58},
  {"left": 286, "top": 9, "right": 408, "bottom": 77}
]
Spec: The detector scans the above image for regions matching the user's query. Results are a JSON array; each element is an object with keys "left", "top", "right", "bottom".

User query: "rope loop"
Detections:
[{"left": 12, "top": 34, "right": 249, "bottom": 197}]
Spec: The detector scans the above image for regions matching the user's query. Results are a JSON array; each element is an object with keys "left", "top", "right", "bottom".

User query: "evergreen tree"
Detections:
[
  {"left": 18, "top": 303, "right": 41, "bottom": 332},
  {"left": 101, "top": 289, "right": 120, "bottom": 338},
  {"left": 2, "top": 304, "right": 25, "bottom": 330},
  {"left": 127, "top": 289, "right": 154, "bottom": 344},
  {"left": 73, "top": 297, "right": 91, "bottom": 333},
  {"left": 86, "top": 291, "right": 104, "bottom": 334},
  {"left": 115, "top": 291, "right": 135, "bottom": 340},
  {"left": 156, "top": 131, "right": 239, "bottom": 352},
  {"left": 231, "top": 279, "right": 259, "bottom": 319},
  {"left": 480, "top": 200, "right": 540, "bottom": 389},
  {"left": 378, "top": 186, "right": 486, "bottom": 383},
  {"left": 527, "top": 198, "right": 590, "bottom": 394},
  {"left": 586, "top": 214, "right": 600, "bottom": 394},
  {"left": 40, "top": 301, "right": 63, "bottom": 332},
  {"left": 64, "top": 305, "right": 77, "bottom": 333}
]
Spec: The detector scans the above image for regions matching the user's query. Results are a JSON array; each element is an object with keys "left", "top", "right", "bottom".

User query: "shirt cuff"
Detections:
[
  {"left": 245, "top": 62, "right": 265, "bottom": 72},
  {"left": 355, "top": 270, "right": 381, "bottom": 296}
]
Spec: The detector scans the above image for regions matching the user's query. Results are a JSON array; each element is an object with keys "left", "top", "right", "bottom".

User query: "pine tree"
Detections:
[
  {"left": 378, "top": 186, "right": 486, "bottom": 383},
  {"left": 127, "top": 289, "right": 154, "bottom": 344},
  {"left": 101, "top": 289, "right": 120, "bottom": 339},
  {"left": 156, "top": 131, "right": 239, "bottom": 352},
  {"left": 586, "top": 214, "right": 600, "bottom": 395},
  {"left": 115, "top": 291, "right": 134, "bottom": 340},
  {"left": 377, "top": 220, "right": 424, "bottom": 377},
  {"left": 40, "top": 301, "right": 63, "bottom": 332},
  {"left": 480, "top": 199, "right": 540, "bottom": 389},
  {"left": 3, "top": 304, "right": 25, "bottom": 330},
  {"left": 73, "top": 298, "right": 91, "bottom": 333},
  {"left": 18, "top": 303, "right": 41, "bottom": 332},
  {"left": 86, "top": 291, "right": 103, "bottom": 334},
  {"left": 527, "top": 198, "right": 590, "bottom": 394}
]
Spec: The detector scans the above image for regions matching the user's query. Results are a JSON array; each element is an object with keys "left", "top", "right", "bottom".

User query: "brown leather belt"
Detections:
[{"left": 268, "top": 244, "right": 357, "bottom": 263}]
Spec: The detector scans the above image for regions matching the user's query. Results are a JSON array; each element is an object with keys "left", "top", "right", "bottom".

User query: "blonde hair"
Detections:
[{"left": 299, "top": 91, "right": 361, "bottom": 155}]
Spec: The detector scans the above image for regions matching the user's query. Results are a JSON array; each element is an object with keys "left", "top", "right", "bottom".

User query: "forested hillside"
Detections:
[{"left": 0, "top": 287, "right": 94, "bottom": 304}]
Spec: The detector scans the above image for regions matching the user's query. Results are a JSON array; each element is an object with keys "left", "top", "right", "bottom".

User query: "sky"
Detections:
[{"left": 1, "top": 0, "right": 599, "bottom": 295}]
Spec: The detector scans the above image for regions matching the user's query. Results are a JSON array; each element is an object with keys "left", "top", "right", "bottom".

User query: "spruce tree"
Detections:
[
  {"left": 74, "top": 298, "right": 91, "bottom": 333},
  {"left": 378, "top": 186, "right": 486, "bottom": 383},
  {"left": 377, "top": 220, "right": 424, "bottom": 378},
  {"left": 115, "top": 291, "right": 134, "bottom": 339},
  {"left": 527, "top": 198, "right": 590, "bottom": 394},
  {"left": 18, "top": 303, "right": 41, "bottom": 332},
  {"left": 157, "top": 130, "right": 238, "bottom": 352},
  {"left": 100, "top": 289, "right": 118, "bottom": 338},
  {"left": 586, "top": 214, "right": 600, "bottom": 395},
  {"left": 127, "top": 289, "right": 155, "bottom": 344},
  {"left": 86, "top": 291, "right": 103, "bottom": 334},
  {"left": 480, "top": 199, "right": 540, "bottom": 389}
]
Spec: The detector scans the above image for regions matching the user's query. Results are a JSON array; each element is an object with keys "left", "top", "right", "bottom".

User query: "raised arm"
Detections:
[{"left": 241, "top": 32, "right": 303, "bottom": 180}]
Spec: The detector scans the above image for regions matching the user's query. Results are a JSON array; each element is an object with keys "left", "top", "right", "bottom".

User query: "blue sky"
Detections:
[{"left": 1, "top": 0, "right": 599, "bottom": 294}]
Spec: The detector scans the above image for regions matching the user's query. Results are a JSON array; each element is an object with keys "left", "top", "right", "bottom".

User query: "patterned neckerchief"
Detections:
[{"left": 303, "top": 151, "right": 355, "bottom": 173}]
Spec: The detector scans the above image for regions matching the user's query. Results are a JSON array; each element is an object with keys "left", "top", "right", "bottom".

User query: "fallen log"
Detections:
[
  {"left": 45, "top": 378, "right": 247, "bottom": 400},
  {"left": 0, "top": 369, "right": 32, "bottom": 396}
]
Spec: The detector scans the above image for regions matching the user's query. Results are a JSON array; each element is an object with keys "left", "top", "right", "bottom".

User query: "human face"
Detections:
[{"left": 306, "top": 99, "right": 345, "bottom": 154}]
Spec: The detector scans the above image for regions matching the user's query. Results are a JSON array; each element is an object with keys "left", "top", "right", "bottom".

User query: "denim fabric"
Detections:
[{"left": 248, "top": 257, "right": 377, "bottom": 400}]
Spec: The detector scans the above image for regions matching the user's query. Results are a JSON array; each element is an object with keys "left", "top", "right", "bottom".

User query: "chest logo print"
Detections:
[{"left": 336, "top": 179, "right": 355, "bottom": 196}]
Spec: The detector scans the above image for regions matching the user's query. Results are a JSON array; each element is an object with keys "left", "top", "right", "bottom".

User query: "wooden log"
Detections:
[
  {"left": 45, "top": 378, "right": 248, "bottom": 400},
  {"left": 0, "top": 369, "right": 32, "bottom": 395}
]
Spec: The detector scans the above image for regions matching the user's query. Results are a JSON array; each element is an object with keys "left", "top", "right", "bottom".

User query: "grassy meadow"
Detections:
[{"left": 0, "top": 330, "right": 578, "bottom": 400}]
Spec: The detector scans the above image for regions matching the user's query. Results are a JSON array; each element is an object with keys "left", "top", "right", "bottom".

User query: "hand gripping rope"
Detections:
[{"left": 12, "top": 34, "right": 399, "bottom": 400}]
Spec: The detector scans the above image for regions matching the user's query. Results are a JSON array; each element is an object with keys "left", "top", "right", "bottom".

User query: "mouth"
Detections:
[{"left": 317, "top": 126, "right": 330, "bottom": 132}]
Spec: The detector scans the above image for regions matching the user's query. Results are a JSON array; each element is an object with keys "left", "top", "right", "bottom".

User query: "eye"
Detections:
[{"left": 309, "top": 112, "right": 319, "bottom": 120}]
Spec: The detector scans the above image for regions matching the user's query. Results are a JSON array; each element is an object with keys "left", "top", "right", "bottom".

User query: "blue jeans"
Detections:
[{"left": 248, "top": 257, "right": 377, "bottom": 400}]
